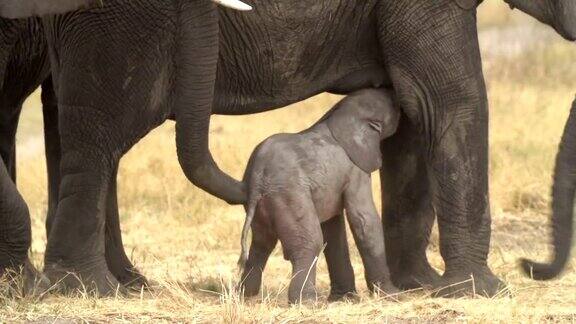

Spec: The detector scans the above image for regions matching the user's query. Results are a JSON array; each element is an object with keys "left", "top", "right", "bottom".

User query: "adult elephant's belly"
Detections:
[
  {"left": 212, "top": 0, "right": 385, "bottom": 116},
  {"left": 212, "top": 64, "right": 390, "bottom": 116}
]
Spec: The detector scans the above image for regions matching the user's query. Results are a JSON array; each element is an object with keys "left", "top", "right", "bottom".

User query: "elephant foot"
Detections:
[
  {"left": 239, "top": 272, "right": 262, "bottom": 298},
  {"left": 375, "top": 280, "right": 401, "bottom": 295},
  {"left": 327, "top": 290, "right": 359, "bottom": 302},
  {"left": 22, "top": 259, "right": 51, "bottom": 297},
  {"left": 433, "top": 268, "right": 507, "bottom": 298},
  {"left": 391, "top": 260, "right": 442, "bottom": 290},
  {"left": 113, "top": 267, "right": 149, "bottom": 291},
  {"left": 240, "top": 284, "right": 259, "bottom": 298},
  {"left": 288, "top": 290, "right": 318, "bottom": 305},
  {"left": 44, "top": 262, "right": 125, "bottom": 297},
  {"left": 0, "top": 258, "right": 51, "bottom": 297}
]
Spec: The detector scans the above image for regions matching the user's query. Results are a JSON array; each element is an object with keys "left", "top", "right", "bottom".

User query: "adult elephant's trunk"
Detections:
[
  {"left": 504, "top": 0, "right": 576, "bottom": 41},
  {"left": 521, "top": 97, "right": 576, "bottom": 280},
  {"left": 0, "top": 0, "right": 251, "bottom": 18},
  {"left": 174, "top": 1, "right": 246, "bottom": 205}
]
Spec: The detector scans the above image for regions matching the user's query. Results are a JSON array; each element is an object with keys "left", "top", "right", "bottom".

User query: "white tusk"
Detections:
[{"left": 212, "top": 0, "right": 253, "bottom": 11}]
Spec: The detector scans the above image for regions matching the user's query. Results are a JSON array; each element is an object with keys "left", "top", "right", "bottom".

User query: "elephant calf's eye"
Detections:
[{"left": 368, "top": 120, "right": 383, "bottom": 134}]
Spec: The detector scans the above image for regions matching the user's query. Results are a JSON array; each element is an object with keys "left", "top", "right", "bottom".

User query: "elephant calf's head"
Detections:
[{"left": 325, "top": 88, "right": 400, "bottom": 174}]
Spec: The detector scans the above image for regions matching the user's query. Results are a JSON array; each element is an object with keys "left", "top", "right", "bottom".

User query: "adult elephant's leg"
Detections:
[
  {"left": 0, "top": 153, "right": 39, "bottom": 293},
  {"left": 43, "top": 119, "right": 123, "bottom": 295},
  {"left": 0, "top": 158, "right": 29, "bottom": 267},
  {"left": 104, "top": 166, "right": 148, "bottom": 289},
  {"left": 0, "top": 103, "right": 20, "bottom": 181},
  {"left": 42, "top": 77, "right": 61, "bottom": 237},
  {"left": 41, "top": 78, "right": 147, "bottom": 288},
  {"left": 321, "top": 215, "right": 357, "bottom": 301},
  {"left": 378, "top": 1, "right": 503, "bottom": 297},
  {"left": 380, "top": 117, "right": 441, "bottom": 290}
]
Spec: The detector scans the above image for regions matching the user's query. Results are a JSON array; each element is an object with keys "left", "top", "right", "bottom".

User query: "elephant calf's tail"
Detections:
[{"left": 238, "top": 201, "right": 257, "bottom": 273}]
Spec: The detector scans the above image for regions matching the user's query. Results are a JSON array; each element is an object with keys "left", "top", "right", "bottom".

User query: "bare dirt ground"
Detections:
[{"left": 2, "top": 3, "right": 575, "bottom": 323}]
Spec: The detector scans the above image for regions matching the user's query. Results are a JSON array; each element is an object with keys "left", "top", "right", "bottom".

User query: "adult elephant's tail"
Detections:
[{"left": 520, "top": 96, "right": 576, "bottom": 280}]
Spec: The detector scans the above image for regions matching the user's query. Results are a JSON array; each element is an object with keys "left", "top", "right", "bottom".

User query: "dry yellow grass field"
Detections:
[{"left": 2, "top": 2, "right": 576, "bottom": 322}]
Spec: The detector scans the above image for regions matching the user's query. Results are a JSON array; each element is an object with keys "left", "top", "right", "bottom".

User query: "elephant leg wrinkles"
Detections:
[
  {"left": 104, "top": 166, "right": 148, "bottom": 289},
  {"left": 42, "top": 92, "right": 167, "bottom": 295},
  {"left": 42, "top": 0, "right": 212, "bottom": 295},
  {"left": 0, "top": 103, "right": 21, "bottom": 182},
  {"left": 380, "top": 115, "right": 441, "bottom": 290},
  {"left": 377, "top": 1, "right": 504, "bottom": 297},
  {"left": 42, "top": 77, "right": 61, "bottom": 237},
  {"left": 0, "top": 151, "right": 48, "bottom": 295},
  {"left": 41, "top": 78, "right": 147, "bottom": 290},
  {"left": 0, "top": 89, "right": 48, "bottom": 295}
]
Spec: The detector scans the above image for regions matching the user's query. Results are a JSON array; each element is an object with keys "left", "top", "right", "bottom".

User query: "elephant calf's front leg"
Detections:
[
  {"left": 344, "top": 173, "right": 398, "bottom": 296},
  {"left": 321, "top": 215, "right": 357, "bottom": 301}
]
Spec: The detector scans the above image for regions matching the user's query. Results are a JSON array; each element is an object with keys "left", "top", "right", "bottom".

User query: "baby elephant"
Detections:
[{"left": 238, "top": 88, "right": 400, "bottom": 304}]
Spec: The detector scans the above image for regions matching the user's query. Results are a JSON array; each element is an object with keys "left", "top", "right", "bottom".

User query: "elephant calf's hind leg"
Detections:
[{"left": 240, "top": 203, "right": 277, "bottom": 298}]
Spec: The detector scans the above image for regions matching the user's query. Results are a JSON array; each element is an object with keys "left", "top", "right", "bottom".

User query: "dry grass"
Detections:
[{"left": 2, "top": 3, "right": 576, "bottom": 322}]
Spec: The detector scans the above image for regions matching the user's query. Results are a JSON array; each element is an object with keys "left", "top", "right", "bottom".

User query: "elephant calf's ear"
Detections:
[
  {"left": 327, "top": 102, "right": 383, "bottom": 174},
  {"left": 454, "top": 0, "right": 482, "bottom": 10}
]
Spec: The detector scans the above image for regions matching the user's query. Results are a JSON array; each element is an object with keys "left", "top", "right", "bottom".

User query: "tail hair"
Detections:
[{"left": 238, "top": 201, "right": 256, "bottom": 273}]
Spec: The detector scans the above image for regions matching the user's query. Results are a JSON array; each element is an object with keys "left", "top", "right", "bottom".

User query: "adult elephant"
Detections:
[
  {"left": 2, "top": 0, "right": 574, "bottom": 297},
  {"left": 383, "top": 0, "right": 576, "bottom": 291},
  {"left": 0, "top": 16, "right": 54, "bottom": 293},
  {"left": 0, "top": 0, "right": 249, "bottom": 294},
  {"left": 0, "top": 16, "right": 153, "bottom": 291}
]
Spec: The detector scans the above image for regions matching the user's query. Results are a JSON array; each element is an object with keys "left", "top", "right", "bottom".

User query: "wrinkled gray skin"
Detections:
[
  {"left": 0, "top": 0, "right": 574, "bottom": 297},
  {"left": 239, "top": 89, "right": 400, "bottom": 303},
  {"left": 0, "top": 17, "right": 146, "bottom": 293},
  {"left": 0, "top": 0, "right": 97, "bottom": 19},
  {"left": 0, "top": 17, "right": 53, "bottom": 294}
]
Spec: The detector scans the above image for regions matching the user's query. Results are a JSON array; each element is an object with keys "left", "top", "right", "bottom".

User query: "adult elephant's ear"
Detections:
[
  {"left": 454, "top": 0, "right": 483, "bottom": 10},
  {"left": 0, "top": 0, "right": 98, "bottom": 18},
  {"left": 327, "top": 95, "right": 383, "bottom": 174}
]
